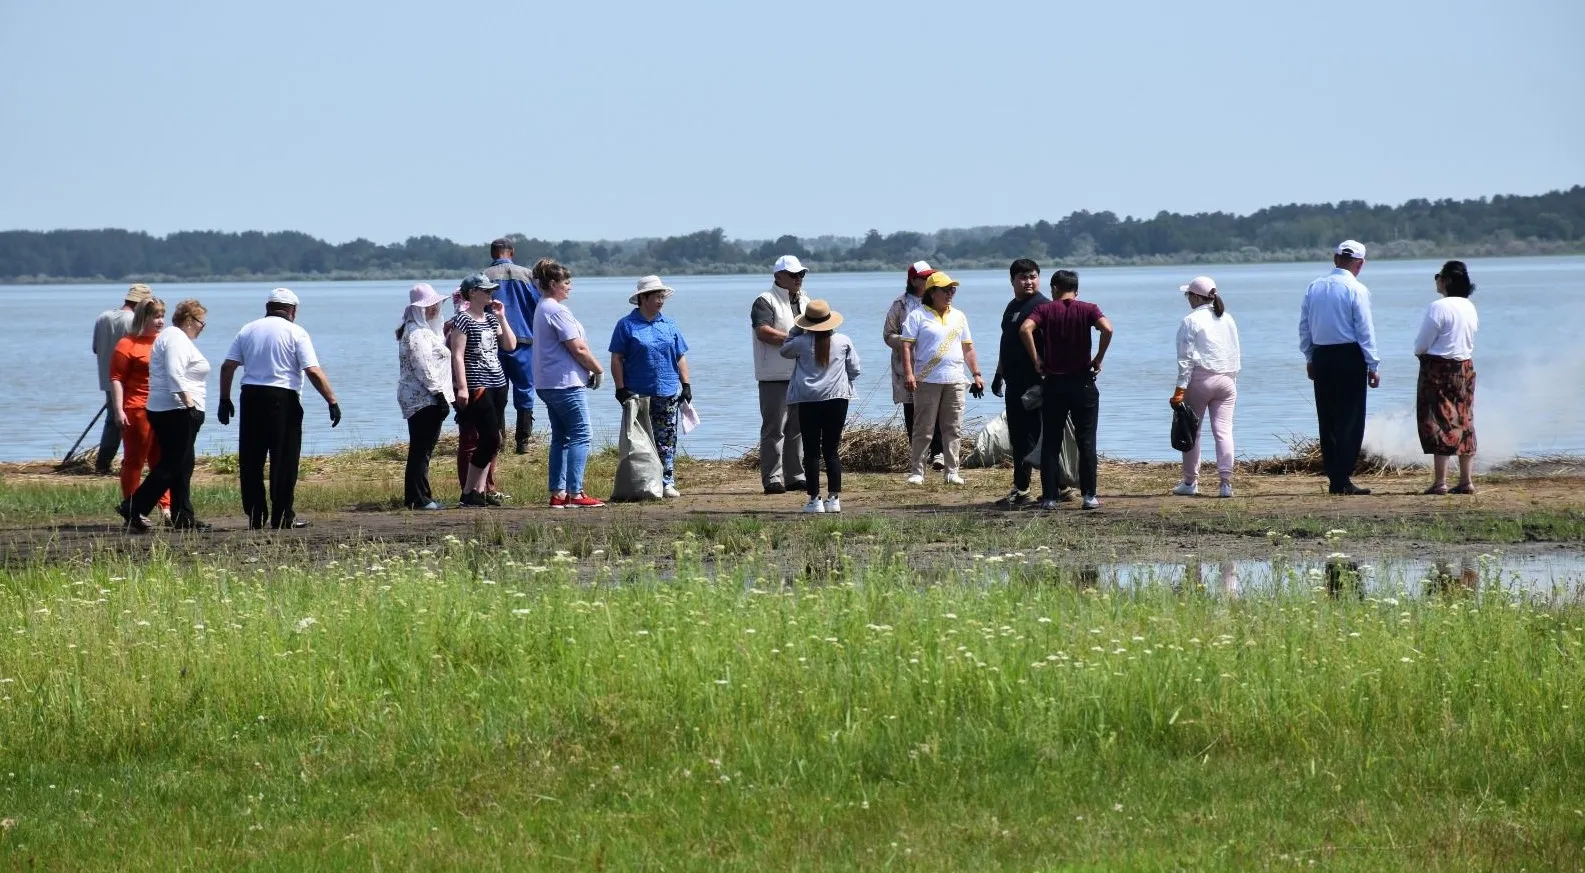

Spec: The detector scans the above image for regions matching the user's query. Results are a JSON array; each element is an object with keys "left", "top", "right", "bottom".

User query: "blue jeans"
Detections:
[{"left": 537, "top": 386, "right": 591, "bottom": 496}]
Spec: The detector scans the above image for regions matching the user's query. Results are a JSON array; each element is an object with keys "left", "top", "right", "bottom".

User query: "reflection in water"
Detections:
[
  {"left": 1425, "top": 559, "right": 1479, "bottom": 596},
  {"left": 1326, "top": 557, "right": 1365, "bottom": 600}
]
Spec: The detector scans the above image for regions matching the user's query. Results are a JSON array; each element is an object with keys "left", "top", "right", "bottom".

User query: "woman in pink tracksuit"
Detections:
[{"left": 1169, "top": 276, "right": 1241, "bottom": 498}]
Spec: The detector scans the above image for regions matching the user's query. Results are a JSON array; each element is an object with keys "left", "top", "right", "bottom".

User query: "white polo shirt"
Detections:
[
  {"left": 226, "top": 316, "right": 320, "bottom": 391},
  {"left": 901, "top": 306, "right": 974, "bottom": 385}
]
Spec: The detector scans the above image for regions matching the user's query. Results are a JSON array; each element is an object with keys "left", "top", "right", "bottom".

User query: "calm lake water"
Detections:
[{"left": 8, "top": 255, "right": 1583, "bottom": 464}]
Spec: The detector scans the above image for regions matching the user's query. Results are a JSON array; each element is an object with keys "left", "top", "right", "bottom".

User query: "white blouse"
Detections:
[
  {"left": 398, "top": 326, "right": 455, "bottom": 419},
  {"left": 146, "top": 326, "right": 210, "bottom": 412},
  {"left": 1175, "top": 305, "right": 1241, "bottom": 388},
  {"left": 1413, "top": 296, "right": 1478, "bottom": 360}
]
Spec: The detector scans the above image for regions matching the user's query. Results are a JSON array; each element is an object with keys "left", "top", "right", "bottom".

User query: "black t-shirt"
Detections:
[{"left": 998, "top": 292, "right": 1049, "bottom": 387}]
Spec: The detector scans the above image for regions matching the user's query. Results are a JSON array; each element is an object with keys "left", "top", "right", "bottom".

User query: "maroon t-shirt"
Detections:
[{"left": 1026, "top": 297, "right": 1104, "bottom": 376}]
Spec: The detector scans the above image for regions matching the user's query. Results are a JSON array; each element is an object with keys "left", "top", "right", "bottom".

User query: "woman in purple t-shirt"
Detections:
[{"left": 531, "top": 259, "right": 608, "bottom": 508}]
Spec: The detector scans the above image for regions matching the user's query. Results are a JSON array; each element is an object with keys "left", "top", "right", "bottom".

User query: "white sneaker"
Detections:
[
  {"left": 906, "top": 474, "right": 925, "bottom": 486},
  {"left": 802, "top": 497, "right": 825, "bottom": 514},
  {"left": 823, "top": 495, "right": 842, "bottom": 513},
  {"left": 1218, "top": 481, "right": 1234, "bottom": 498},
  {"left": 663, "top": 484, "right": 681, "bottom": 498},
  {"left": 1082, "top": 495, "right": 1102, "bottom": 510},
  {"left": 944, "top": 472, "right": 966, "bottom": 485},
  {"left": 1171, "top": 481, "right": 1199, "bottom": 497}
]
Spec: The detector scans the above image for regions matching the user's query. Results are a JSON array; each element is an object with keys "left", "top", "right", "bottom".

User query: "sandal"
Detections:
[
  {"left": 1449, "top": 484, "right": 1477, "bottom": 495},
  {"left": 1423, "top": 484, "right": 1449, "bottom": 495}
]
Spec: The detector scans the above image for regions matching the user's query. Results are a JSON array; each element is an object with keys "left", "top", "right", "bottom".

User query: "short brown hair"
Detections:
[
  {"left": 532, "top": 257, "right": 571, "bottom": 288},
  {"left": 172, "top": 299, "right": 207, "bottom": 328}
]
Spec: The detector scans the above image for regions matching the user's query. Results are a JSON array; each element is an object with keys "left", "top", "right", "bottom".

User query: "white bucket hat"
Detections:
[{"left": 630, "top": 275, "right": 675, "bottom": 306}]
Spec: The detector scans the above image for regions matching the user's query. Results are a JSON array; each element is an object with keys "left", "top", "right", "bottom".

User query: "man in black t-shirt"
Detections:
[{"left": 992, "top": 259, "right": 1049, "bottom": 507}]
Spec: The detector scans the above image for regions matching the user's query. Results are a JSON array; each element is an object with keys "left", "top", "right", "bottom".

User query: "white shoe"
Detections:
[
  {"left": 906, "top": 474, "right": 924, "bottom": 486},
  {"left": 944, "top": 472, "right": 966, "bottom": 485},
  {"left": 663, "top": 484, "right": 681, "bottom": 498},
  {"left": 1082, "top": 495, "right": 1102, "bottom": 510},
  {"left": 1218, "top": 481, "right": 1234, "bottom": 498},
  {"left": 823, "top": 495, "right": 842, "bottom": 513},
  {"left": 1171, "top": 481, "right": 1199, "bottom": 497},
  {"left": 802, "top": 497, "right": 826, "bottom": 514}
]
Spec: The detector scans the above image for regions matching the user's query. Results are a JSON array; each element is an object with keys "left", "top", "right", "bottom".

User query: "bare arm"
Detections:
[
  {"left": 1019, "top": 319, "right": 1042, "bottom": 375},
  {"left": 220, "top": 359, "right": 239, "bottom": 406},
  {"left": 491, "top": 304, "right": 517, "bottom": 353},
  {"left": 304, "top": 366, "right": 337, "bottom": 405},
  {"left": 109, "top": 380, "right": 128, "bottom": 428},
  {"left": 755, "top": 324, "right": 790, "bottom": 346},
  {"left": 677, "top": 354, "right": 690, "bottom": 385},
  {"left": 1092, "top": 316, "right": 1114, "bottom": 373},
  {"left": 964, "top": 342, "right": 984, "bottom": 389},
  {"left": 901, "top": 340, "right": 917, "bottom": 391},
  {"left": 449, "top": 328, "right": 470, "bottom": 406},
  {"left": 610, "top": 353, "right": 626, "bottom": 389},
  {"left": 563, "top": 337, "right": 603, "bottom": 376}
]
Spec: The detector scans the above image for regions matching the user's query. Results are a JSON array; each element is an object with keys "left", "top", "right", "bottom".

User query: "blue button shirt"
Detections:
[
  {"left": 608, "top": 309, "right": 688, "bottom": 397},
  {"left": 1299, "top": 267, "right": 1380, "bottom": 372}
]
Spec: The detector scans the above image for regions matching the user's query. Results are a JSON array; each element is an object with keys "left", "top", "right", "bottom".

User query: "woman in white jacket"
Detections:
[
  {"left": 1170, "top": 276, "right": 1241, "bottom": 498},
  {"left": 397, "top": 284, "right": 455, "bottom": 509}
]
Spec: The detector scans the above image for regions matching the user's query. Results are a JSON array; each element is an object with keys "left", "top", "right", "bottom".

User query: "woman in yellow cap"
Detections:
[{"left": 900, "top": 272, "right": 984, "bottom": 485}]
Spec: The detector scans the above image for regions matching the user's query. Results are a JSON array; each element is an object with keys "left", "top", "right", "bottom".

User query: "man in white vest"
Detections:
[{"left": 750, "top": 255, "right": 808, "bottom": 494}]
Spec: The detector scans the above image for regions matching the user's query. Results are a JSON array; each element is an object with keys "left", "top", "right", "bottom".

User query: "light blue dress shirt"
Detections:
[{"left": 1299, "top": 267, "right": 1380, "bottom": 372}]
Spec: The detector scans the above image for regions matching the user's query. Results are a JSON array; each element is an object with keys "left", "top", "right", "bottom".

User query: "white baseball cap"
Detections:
[
  {"left": 267, "top": 287, "right": 300, "bottom": 306},
  {"left": 1179, "top": 276, "right": 1216, "bottom": 297},
  {"left": 773, "top": 255, "right": 808, "bottom": 275},
  {"left": 1335, "top": 239, "right": 1367, "bottom": 259}
]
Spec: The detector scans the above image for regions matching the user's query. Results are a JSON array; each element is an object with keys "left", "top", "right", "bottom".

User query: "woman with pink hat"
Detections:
[
  {"left": 1169, "top": 276, "right": 1241, "bottom": 498},
  {"left": 397, "top": 283, "right": 455, "bottom": 509}
]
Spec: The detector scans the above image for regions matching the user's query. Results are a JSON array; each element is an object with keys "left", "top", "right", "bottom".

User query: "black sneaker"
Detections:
[
  {"left": 483, "top": 491, "right": 505, "bottom": 506},
  {"left": 1036, "top": 498, "right": 1061, "bottom": 511},
  {"left": 460, "top": 491, "right": 491, "bottom": 507},
  {"left": 1330, "top": 483, "right": 1373, "bottom": 496},
  {"left": 996, "top": 488, "right": 1032, "bottom": 509},
  {"left": 763, "top": 482, "right": 786, "bottom": 495},
  {"left": 115, "top": 500, "right": 132, "bottom": 521},
  {"left": 790, "top": 478, "right": 807, "bottom": 492}
]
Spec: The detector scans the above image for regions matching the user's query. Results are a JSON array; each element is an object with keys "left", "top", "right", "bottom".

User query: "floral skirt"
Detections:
[{"left": 1416, "top": 356, "right": 1476, "bottom": 456}]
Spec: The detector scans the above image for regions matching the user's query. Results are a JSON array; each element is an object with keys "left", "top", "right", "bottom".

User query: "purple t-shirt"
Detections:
[
  {"left": 531, "top": 297, "right": 590, "bottom": 389},
  {"left": 1026, "top": 297, "right": 1105, "bottom": 376}
]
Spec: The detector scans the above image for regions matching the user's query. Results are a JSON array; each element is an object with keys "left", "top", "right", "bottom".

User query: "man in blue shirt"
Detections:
[
  {"left": 483, "top": 238, "right": 541, "bottom": 453},
  {"left": 1299, "top": 240, "right": 1381, "bottom": 495}
]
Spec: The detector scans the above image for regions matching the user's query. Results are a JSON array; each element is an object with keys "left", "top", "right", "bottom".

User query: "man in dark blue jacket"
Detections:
[{"left": 484, "top": 237, "right": 541, "bottom": 453}]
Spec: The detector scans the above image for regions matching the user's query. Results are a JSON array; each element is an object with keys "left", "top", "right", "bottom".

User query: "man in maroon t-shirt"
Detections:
[{"left": 1019, "top": 270, "right": 1114, "bottom": 509}]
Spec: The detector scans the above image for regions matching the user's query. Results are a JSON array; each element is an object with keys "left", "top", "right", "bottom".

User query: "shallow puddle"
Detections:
[{"left": 1084, "top": 553, "right": 1585, "bottom": 599}]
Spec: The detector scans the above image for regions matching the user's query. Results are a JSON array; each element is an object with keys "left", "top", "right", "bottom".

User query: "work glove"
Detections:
[
  {"left": 615, "top": 387, "right": 635, "bottom": 405},
  {"left": 679, "top": 382, "right": 692, "bottom": 405},
  {"left": 970, "top": 382, "right": 985, "bottom": 400},
  {"left": 218, "top": 397, "right": 235, "bottom": 425},
  {"left": 991, "top": 374, "right": 1004, "bottom": 397},
  {"left": 1170, "top": 387, "right": 1186, "bottom": 407},
  {"left": 588, "top": 372, "right": 603, "bottom": 390},
  {"left": 328, "top": 402, "right": 342, "bottom": 428},
  {"left": 432, "top": 392, "right": 447, "bottom": 408}
]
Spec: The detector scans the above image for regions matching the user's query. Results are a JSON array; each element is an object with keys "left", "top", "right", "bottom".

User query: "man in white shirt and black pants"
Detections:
[{"left": 217, "top": 288, "right": 342, "bottom": 529}]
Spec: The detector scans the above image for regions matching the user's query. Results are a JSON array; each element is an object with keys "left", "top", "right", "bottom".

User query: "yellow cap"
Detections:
[{"left": 923, "top": 272, "right": 959, "bottom": 292}]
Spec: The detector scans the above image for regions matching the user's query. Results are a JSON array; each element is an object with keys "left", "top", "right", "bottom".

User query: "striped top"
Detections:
[{"left": 449, "top": 311, "right": 507, "bottom": 391}]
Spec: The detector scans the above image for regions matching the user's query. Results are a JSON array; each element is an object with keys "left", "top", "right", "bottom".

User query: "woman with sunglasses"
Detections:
[
  {"left": 124, "top": 299, "right": 212, "bottom": 532},
  {"left": 1413, "top": 261, "right": 1479, "bottom": 494},
  {"left": 901, "top": 271, "right": 983, "bottom": 485}
]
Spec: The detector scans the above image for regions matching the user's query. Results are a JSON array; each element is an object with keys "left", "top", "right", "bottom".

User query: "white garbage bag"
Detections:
[{"left": 610, "top": 397, "right": 665, "bottom": 502}]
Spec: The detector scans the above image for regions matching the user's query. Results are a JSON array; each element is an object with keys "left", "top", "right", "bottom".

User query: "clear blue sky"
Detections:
[{"left": 2, "top": 0, "right": 1581, "bottom": 245}]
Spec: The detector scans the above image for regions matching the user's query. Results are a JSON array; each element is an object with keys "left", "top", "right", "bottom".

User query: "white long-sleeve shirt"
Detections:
[
  {"left": 1175, "top": 304, "right": 1242, "bottom": 388},
  {"left": 1413, "top": 296, "right": 1478, "bottom": 360},
  {"left": 146, "top": 326, "right": 210, "bottom": 412},
  {"left": 1299, "top": 267, "right": 1380, "bottom": 372}
]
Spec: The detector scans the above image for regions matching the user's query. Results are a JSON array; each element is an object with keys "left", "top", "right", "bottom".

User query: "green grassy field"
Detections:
[{"left": 2, "top": 534, "right": 1582, "bottom": 871}]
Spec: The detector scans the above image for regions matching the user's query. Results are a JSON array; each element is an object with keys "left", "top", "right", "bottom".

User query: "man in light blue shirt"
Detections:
[{"left": 1299, "top": 240, "right": 1381, "bottom": 495}]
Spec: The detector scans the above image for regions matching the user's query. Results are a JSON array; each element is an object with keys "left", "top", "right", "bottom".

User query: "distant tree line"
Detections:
[{"left": 3, "top": 186, "right": 1581, "bottom": 283}]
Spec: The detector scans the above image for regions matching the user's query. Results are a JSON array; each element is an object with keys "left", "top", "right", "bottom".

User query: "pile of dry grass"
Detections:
[
  {"left": 737, "top": 418, "right": 981, "bottom": 474},
  {"left": 1238, "top": 434, "right": 1411, "bottom": 476}
]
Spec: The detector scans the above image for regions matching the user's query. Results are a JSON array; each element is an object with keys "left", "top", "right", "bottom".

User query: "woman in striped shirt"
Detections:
[{"left": 449, "top": 272, "right": 517, "bottom": 507}]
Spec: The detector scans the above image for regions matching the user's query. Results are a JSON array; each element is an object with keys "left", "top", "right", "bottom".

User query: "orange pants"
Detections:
[{"left": 121, "top": 407, "right": 171, "bottom": 509}]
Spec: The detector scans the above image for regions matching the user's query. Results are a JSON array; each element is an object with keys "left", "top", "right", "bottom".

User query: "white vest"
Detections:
[{"left": 751, "top": 286, "right": 800, "bottom": 381}]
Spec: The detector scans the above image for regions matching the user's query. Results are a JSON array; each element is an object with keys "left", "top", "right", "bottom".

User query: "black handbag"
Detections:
[{"left": 1170, "top": 402, "right": 1201, "bottom": 452}]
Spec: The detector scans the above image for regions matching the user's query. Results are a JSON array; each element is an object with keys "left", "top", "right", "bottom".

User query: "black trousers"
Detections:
[
  {"left": 1311, "top": 343, "right": 1368, "bottom": 489},
  {"left": 1004, "top": 380, "right": 1041, "bottom": 492},
  {"left": 799, "top": 399, "right": 849, "bottom": 498},
  {"left": 1040, "top": 374, "right": 1099, "bottom": 499},
  {"left": 902, "top": 402, "right": 943, "bottom": 458},
  {"left": 405, "top": 402, "right": 447, "bottom": 508},
  {"left": 458, "top": 385, "right": 508, "bottom": 471},
  {"left": 240, "top": 385, "right": 304, "bottom": 528},
  {"left": 95, "top": 391, "right": 123, "bottom": 472},
  {"left": 132, "top": 407, "right": 202, "bottom": 524}
]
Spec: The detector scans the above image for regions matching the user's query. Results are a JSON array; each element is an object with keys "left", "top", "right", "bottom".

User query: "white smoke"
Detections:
[{"left": 1364, "top": 350, "right": 1583, "bottom": 471}]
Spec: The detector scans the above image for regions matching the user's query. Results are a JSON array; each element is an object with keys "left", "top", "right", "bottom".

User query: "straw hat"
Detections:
[
  {"left": 630, "top": 275, "right": 675, "bottom": 306},
  {"left": 794, "top": 298, "right": 843, "bottom": 331}
]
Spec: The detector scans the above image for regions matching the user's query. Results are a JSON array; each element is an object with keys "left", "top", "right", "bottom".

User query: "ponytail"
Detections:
[{"left": 1210, "top": 292, "right": 1226, "bottom": 318}]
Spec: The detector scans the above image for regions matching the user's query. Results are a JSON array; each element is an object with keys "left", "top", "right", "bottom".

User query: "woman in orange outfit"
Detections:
[{"left": 110, "top": 297, "right": 171, "bottom": 523}]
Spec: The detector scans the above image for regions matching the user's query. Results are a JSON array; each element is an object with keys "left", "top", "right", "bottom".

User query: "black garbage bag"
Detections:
[{"left": 1170, "top": 402, "right": 1201, "bottom": 453}]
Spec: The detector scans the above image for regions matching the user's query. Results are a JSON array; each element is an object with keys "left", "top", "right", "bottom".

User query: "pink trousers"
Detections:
[{"left": 1182, "top": 370, "right": 1237, "bottom": 484}]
